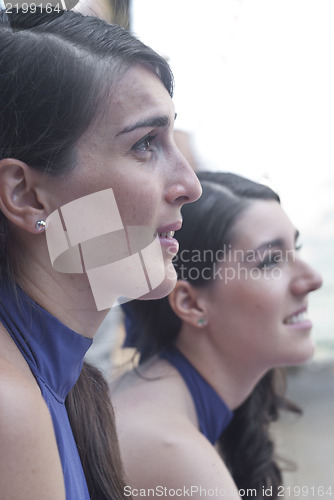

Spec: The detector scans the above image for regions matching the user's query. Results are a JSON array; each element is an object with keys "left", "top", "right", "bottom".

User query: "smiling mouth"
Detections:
[
  {"left": 158, "top": 231, "right": 175, "bottom": 239},
  {"left": 284, "top": 311, "right": 308, "bottom": 325}
]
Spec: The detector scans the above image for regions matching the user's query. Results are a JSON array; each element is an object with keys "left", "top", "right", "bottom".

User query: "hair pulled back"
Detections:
[
  {"left": 0, "top": 8, "right": 173, "bottom": 283},
  {"left": 124, "top": 171, "right": 299, "bottom": 499},
  {"left": 0, "top": 9, "right": 173, "bottom": 173},
  {"left": 0, "top": 9, "right": 174, "bottom": 498}
]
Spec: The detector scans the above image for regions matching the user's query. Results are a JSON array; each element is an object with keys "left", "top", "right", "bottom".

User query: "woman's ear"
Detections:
[
  {"left": 168, "top": 280, "right": 208, "bottom": 329},
  {"left": 0, "top": 159, "right": 48, "bottom": 234}
]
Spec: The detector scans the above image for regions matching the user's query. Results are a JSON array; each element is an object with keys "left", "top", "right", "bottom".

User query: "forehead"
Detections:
[
  {"left": 232, "top": 200, "right": 295, "bottom": 249},
  {"left": 106, "top": 64, "right": 174, "bottom": 130}
]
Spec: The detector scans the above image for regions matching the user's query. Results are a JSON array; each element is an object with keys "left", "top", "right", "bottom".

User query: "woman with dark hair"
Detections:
[
  {"left": 113, "top": 171, "right": 322, "bottom": 499},
  {"left": 0, "top": 8, "right": 200, "bottom": 499}
]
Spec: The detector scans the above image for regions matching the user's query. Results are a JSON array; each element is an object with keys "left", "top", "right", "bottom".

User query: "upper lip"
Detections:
[
  {"left": 157, "top": 221, "right": 182, "bottom": 234},
  {"left": 283, "top": 305, "right": 308, "bottom": 323}
]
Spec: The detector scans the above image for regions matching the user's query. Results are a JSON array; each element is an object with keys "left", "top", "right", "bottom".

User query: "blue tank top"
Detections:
[
  {"left": 160, "top": 346, "right": 233, "bottom": 444},
  {"left": 0, "top": 282, "right": 92, "bottom": 500}
]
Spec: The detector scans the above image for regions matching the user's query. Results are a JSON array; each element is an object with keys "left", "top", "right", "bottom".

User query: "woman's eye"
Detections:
[
  {"left": 258, "top": 252, "right": 281, "bottom": 269},
  {"left": 131, "top": 134, "right": 157, "bottom": 154}
]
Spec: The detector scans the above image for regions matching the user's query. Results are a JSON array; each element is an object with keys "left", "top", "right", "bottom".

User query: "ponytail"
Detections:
[{"left": 66, "top": 362, "right": 129, "bottom": 499}]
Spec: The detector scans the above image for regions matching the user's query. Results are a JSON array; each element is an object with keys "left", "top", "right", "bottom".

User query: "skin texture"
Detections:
[
  {"left": 113, "top": 358, "right": 241, "bottom": 499},
  {"left": 0, "top": 355, "right": 66, "bottom": 500},
  {"left": 0, "top": 64, "right": 201, "bottom": 499},
  {"left": 112, "top": 199, "right": 322, "bottom": 497},
  {"left": 0, "top": 64, "right": 201, "bottom": 337}
]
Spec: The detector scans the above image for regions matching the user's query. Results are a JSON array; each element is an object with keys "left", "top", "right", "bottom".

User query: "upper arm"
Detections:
[
  {"left": 118, "top": 415, "right": 241, "bottom": 499},
  {"left": 0, "top": 360, "right": 66, "bottom": 500}
]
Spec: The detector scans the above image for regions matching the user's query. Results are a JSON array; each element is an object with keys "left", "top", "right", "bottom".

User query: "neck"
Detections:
[
  {"left": 13, "top": 238, "right": 109, "bottom": 338},
  {"left": 175, "top": 325, "right": 268, "bottom": 410}
]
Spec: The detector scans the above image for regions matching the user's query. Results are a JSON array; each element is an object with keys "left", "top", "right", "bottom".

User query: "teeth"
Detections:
[
  {"left": 158, "top": 231, "right": 175, "bottom": 239},
  {"left": 285, "top": 311, "right": 308, "bottom": 324}
]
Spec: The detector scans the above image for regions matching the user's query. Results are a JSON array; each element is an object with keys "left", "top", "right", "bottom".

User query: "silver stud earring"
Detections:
[
  {"left": 35, "top": 220, "right": 46, "bottom": 231},
  {"left": 197, "top": 318, "right": 208, "bottom": 327}
]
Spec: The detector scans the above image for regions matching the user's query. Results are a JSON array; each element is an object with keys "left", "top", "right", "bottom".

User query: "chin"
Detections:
[
  {"left": 299, "top": 342, "right": 316, "bottom": 364},
  {"left": 283, "top": 339, "right": 316, "bottom": 367},
  {"left": 139, "top": 264, "right": 177, "bottom": 301}
]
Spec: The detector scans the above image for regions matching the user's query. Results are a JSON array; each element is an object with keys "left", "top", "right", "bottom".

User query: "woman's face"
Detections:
[
  {"left": 203, "top": 200, "right": 322, "bottom": 370},
  {"left": 44, "top": 64, "right": 201, "bottom": 303}
]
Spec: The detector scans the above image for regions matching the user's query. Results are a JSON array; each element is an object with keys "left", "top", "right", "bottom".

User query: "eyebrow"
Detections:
[{"left": 117, "top": 113, "right": 177, "bottom": 136}]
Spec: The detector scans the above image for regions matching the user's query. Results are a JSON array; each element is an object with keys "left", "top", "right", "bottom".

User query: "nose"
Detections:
[
  {"left": 164, "top": 147, "right": 202, "bottom": 206},
  {"left": 291, "top": 258, "right": 323, "bottom": 296}
]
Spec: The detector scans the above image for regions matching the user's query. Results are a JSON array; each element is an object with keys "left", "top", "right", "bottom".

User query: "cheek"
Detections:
[
  {"left": 216, "top": 279, "right": 281, "bottom": 326},
  {"left": 240, "top": 283, "right": 279, "bottom": 313},
  {"left": 239, "top": 281, "right": 287, "bottom": 332},
  {"left": 112, "top": 176, "right": 161, "bottom": 227}
]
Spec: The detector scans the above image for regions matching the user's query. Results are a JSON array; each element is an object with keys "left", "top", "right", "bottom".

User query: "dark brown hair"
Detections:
[{"left": 66, "top": 362, "right": 127, "bottom": 499}]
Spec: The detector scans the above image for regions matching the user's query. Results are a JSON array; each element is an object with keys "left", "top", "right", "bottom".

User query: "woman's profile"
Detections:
[
  {"left": 0, "top": 8, "right": 200, "bottom": 499},
  {"left": 113, "top": 171, "right": 322, "bottom": 499}
]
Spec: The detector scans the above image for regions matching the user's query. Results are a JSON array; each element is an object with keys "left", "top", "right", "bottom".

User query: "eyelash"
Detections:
[
  {"left": 131, "top": 134, "right": 157, "bottom": 155},
  {"left": 258, "top": 252, "right": 282, "bottom": 269},
  {"left": 258, "top": 244, "right": 303, "bottom": 269}
]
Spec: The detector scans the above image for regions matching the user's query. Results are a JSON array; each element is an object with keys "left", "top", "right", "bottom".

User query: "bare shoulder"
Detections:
[
  {"left": 0, "top": 357, "right": 66, "bottom": 500},
  {"left": 112, "top": 363, "right": 240, "bottom": 499},
  {"left": 120, "top": 416, "right": 240, "bottom": 499}
]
